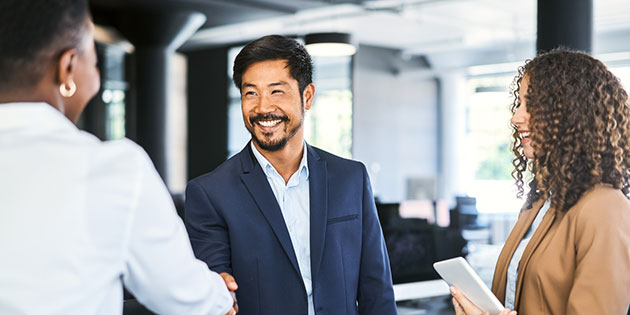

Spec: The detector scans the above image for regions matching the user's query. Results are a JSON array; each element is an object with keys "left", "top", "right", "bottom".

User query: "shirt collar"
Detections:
[
  {"left": 0, "top": 102, "right": 78, "bottom": 132},
  {"left": 250, "top": 141, "right": 309, "bottom": 182}
]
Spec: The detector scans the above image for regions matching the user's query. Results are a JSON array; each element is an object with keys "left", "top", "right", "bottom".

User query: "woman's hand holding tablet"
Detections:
[{"left": 433, "top": 257, "right": 516, "bottom": 315}]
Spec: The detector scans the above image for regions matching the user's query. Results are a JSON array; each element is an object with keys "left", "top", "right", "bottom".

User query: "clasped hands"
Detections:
[
  {"left": 220, "top": 272, "right": 239, "bottom": 315},
  {"left": 450, "top": 286, "right": 516, "bottom": 315}
]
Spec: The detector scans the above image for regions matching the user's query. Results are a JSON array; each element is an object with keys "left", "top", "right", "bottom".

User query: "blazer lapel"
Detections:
[
  {"left": 307, "top": 145, "right": 328, "bottom": 285},
  {"left": 238, "top": 144, "right": 301, "bottom": 275},
  {"left": 513, "top": 204, "right": 557, "bottom": 309},
  {"left": 491, "top": 199, "right": 545, "bottom": 302}
]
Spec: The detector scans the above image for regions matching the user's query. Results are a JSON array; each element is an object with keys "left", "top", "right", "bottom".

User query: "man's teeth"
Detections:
[{"left": 258, "top": 119, "right": 281, "bottom": 127}]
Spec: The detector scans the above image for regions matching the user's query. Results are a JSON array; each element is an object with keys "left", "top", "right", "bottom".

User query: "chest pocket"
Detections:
[{"left": 327, "top": 214, "right": 359, "bottom": 225}]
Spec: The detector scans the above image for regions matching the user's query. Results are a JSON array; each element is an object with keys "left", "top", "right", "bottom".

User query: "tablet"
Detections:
[{"left": 433, "top": 257, "right": 505, "bottom": 315}]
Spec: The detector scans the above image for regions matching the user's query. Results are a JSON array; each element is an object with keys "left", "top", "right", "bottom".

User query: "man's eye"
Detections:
[
  {"left": 272, "top": 90, "right": 284, "bottom": 94},
  {"left": 244, "top": 91, "right": 257, "bottom": 96}
]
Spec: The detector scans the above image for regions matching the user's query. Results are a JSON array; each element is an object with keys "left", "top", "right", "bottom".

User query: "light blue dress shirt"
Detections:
[
  {"left": 250, "top": 142, "right": 314, "bottom": 315},
  {"left": 505, "top": 199, "right": 551, "bottom": 310}
]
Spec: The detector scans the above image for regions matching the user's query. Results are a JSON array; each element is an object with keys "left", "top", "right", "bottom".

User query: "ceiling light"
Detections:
[{"left": 304, "top": 32, "right": 357, "bottom": 57}]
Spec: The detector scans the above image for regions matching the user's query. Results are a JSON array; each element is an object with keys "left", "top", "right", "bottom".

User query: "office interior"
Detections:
[{"left": 81, "top": 0, "right": 630, "bottom": 314}]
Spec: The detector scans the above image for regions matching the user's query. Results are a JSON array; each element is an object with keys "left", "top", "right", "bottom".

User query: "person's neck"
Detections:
[
  {"left": 255, "top": 135, "right": 305, "bottom": 184},
  {"left": 0, "top": 84, "right": 61, "bottom": 110}
]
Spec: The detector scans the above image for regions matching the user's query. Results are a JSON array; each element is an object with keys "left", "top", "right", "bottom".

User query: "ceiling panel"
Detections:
[{"left": 90, "top": 0, "right": 630, "bottom": 69}]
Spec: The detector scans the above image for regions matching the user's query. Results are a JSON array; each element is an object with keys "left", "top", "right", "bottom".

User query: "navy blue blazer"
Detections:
[{"left": 185, "top": 143, "right": 397, "bottom": 315}]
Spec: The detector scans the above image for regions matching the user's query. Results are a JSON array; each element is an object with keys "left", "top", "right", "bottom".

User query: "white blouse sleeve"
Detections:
[{"left": 121, "top": 147, "right": 233, "bottom": 315}]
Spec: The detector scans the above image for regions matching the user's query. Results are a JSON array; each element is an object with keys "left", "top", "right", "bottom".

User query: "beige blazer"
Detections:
[{"left": 491, "top": 185, "right": 630, "bottom": 314}]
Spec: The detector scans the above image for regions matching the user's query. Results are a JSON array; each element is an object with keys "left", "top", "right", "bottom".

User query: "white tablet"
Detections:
[{"left": 433, "top": 257, "right": 505, "bottom": 315}]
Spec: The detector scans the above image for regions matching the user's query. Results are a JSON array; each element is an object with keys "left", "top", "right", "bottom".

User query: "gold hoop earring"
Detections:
[{"left": 59, "top": 81, "right": 77, "bottom": 97}]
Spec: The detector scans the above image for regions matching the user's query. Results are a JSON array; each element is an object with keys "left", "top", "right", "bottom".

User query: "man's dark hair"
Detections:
[
  {"left": 233, "top": 35, "right": 313, "bottom": 96},
  {"left": 0, "top": 0, "right": 90, "bottom": 91}
]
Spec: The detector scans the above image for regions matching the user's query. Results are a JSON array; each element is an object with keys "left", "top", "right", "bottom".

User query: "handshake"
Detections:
[{"left": 220, "top": 273, "right": 239, "bottom": 315}]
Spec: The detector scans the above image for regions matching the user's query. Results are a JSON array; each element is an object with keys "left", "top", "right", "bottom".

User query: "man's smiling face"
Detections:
[{"left": 240, "top": 59, "right": 311, "bottom": 152}]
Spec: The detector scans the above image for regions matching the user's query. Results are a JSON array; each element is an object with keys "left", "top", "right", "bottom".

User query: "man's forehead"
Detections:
[
  {"left": 244, "top": 59, "right": 289, "bottom": 71},
  {"left": 241, "top": 60, "right": 295, "bottom": 84}
]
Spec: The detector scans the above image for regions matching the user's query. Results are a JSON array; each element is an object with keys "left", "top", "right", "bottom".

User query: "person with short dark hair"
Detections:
[
  {"left": 451, "top": 49, "right": 630, "bottom": 315},
  {"left": 185, "top": 35, "right": 398, "bottom": 315},
  {"left": 0, "top": 1, "right": 236, "bottom": 314}
]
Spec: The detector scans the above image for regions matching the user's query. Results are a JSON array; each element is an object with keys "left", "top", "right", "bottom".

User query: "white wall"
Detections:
[{"left": 353, "top": 46, "right": 439, "bottom": 202}]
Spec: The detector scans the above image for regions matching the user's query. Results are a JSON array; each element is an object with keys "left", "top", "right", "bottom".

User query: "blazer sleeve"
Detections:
[
  {"left": 356, "top": 164, "right": 398, "bottom": 315},
  {"left": 566, "top": 196, "right": 630, "bottom": 314},
  {"left": 184, "top": 180, "right": 232, "bottom": 274}
]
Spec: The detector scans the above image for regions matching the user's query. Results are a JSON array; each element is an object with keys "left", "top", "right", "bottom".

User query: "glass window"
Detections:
[
  {"left": 611, "top": 66, "right": 630, "bottom": 90},
  {"left": 305, "top": 55, "right": 353, "bottom": 158},
  {"left": 101, "top": 89, "right": 126, "bottom": 140},
  {"left": 226, "top": 46, "right": 249, "bottom": 157},
  {"left": 465, "top": 75, "right": 524, "bottom": 213}
]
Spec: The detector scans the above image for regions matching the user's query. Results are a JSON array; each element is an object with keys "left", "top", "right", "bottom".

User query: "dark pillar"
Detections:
[
  {"left": 537, "top": 0, "right": 593, "bottom": 53},
  {"left": 185, "top": 47, "right": 230, "bottom": 180},
  {"left": 133, "top": 47, "right": 169, "bottom": 176},
  {"left": 113, "top": 8, "right": 206, "bottom": 183}
]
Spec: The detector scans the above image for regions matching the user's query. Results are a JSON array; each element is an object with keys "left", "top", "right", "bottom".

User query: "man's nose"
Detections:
[{"left": 256, "top": 94, "right": 276, "bottom": 113}]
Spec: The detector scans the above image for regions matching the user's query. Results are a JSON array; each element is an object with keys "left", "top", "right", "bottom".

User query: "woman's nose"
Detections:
[
  {"left": 511, "top": 113, "right": 522, "bottom": 126},
  {"left": 511, "top": 106, "right": 526, "bottom": 126}
]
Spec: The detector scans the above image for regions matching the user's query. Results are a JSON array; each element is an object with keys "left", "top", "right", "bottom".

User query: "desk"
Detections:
[
  {"left": 396, "top": 295, "right": 454, "bottom": 315},
  {"left": 394, "top": 280, "right": 450, "bottom": 301}
]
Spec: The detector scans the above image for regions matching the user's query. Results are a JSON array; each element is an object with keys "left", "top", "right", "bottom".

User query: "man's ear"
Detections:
[
  {"left": 303, "top": 83, "right": 315, "bottom": 110},
  {"left": 56, "top": 48, "right": 78, "bottom": 86}
]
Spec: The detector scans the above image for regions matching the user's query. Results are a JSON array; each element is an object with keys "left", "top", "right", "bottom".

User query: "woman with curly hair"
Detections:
[{"left": 451, "top": 49, "right": 630, "bottom": 315}]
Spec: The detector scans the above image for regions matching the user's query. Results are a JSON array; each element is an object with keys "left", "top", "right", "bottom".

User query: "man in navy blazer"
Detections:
[{"left": 185, "top": 35, "right": 397, "bottom": 315}]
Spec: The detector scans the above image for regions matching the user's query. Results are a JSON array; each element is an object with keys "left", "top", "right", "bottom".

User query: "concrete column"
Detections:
[
  {"left": 438, "top": 71, "right": 472, "bottom": 206},
  {"left": 113, "top": 8, "right": 206, "bottom": 184}
]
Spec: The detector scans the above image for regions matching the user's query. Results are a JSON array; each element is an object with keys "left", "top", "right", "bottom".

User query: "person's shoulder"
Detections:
[
  {"left": 82, "top": 137, "right": 156, "bottom": 179},
  {"left": 189, "top": 150, "right": 244, "bottom": 187},
  {"left": 572, "top": 185, "right": 630, "bottom": 225},
  {"left": 309, "top": 145, "right": 365, "bottom": 170},
  {"left": 93, "top": 137, "right": 149, "bottom": 163},
  {"left": 578, "top": 185, "right": 629, "bottom": 208}
]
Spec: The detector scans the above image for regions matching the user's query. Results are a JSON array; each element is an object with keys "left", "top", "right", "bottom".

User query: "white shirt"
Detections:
[
  {"left": 0, "top": 103, "right": 233, "bottom": 315},
  {"left": 250, "top": 142, "right": 314, "bottom": 315},
  {"left": 505, "top": 199, "right": 551, "bottom": 310}
]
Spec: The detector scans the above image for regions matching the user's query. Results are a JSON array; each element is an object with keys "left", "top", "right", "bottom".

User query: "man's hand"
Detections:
[
  {"left": 221, "top": 272, "right": 239, "bottom": 315},
  {"left": 450, "top": 286, "right": 516, "bottom": 315}
]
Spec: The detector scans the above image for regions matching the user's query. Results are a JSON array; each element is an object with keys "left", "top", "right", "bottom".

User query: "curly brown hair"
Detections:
[{"left": 510, "top": 49, "right": 630, "bottom": 212}]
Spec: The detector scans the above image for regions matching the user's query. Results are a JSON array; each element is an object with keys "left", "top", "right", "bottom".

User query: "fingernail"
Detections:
[{"left": 450, "top": 286, "right": 457, "bottom": 295}]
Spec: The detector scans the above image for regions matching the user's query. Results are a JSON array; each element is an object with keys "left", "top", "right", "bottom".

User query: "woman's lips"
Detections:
[{"left": 520, "top": 131, "right": 530, "bottom": 144}]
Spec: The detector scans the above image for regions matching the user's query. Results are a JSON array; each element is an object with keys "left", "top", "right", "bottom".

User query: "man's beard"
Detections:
[{"left": 248, "top": 112, "right": 303, "bottom": 152}]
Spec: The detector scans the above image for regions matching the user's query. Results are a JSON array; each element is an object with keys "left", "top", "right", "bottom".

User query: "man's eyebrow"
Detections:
[
  {"left": 269, "top": 81, "right": 288, "bottom": 87},
  {"left": 242, "top": 83, "right": 256, "bottom": 88}
]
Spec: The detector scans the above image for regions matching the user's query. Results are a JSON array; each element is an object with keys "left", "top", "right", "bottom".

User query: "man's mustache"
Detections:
[{"left": 249, "top": 113, "right": 289, "bottom": 125}]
